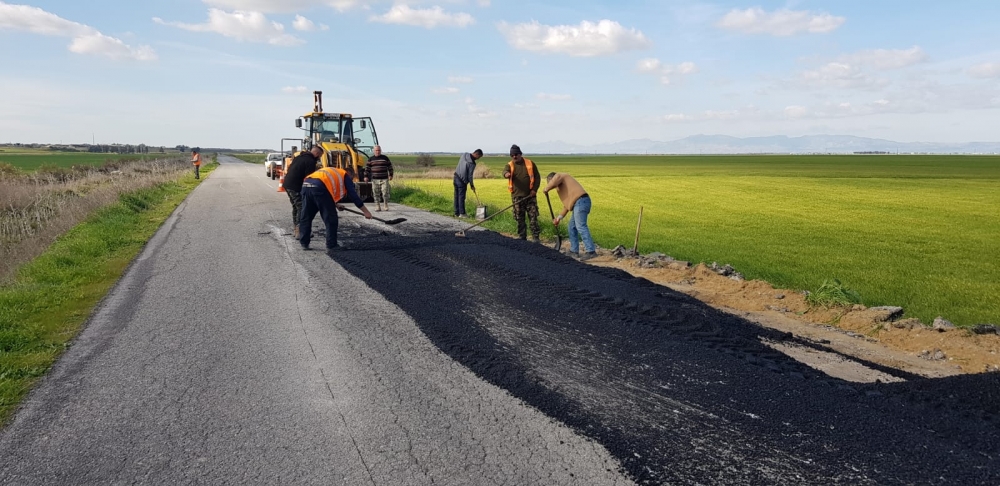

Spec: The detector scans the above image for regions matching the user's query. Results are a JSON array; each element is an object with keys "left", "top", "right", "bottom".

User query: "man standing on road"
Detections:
[
  {"left": 364, "top": 145, "right": 394, "bottom": 211},
  {"left": 191, "top": 149, "right": 202, "bottom": 180},
  {"left": 453, "top": 149, "right": 483, "bottom": 218},
  {"left": 299, "top": 166, "right": 373, "bottom": 253},
  {"left": 503, "top": 144, "right": 541, "bottom": 241},
  {"left": 284, "top": 144, "right": 324, "bottom": 238},
  {"left": 544, "top": 172, "right": 596, "bottom": 260}
]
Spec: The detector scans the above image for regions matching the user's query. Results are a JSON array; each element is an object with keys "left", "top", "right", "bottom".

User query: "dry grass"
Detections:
[
  {"left": 400, "top": 164, "right": 493, "bottom": 180},
  {"left": 0, "top": 157, "right": 191, "bottom": 281}
]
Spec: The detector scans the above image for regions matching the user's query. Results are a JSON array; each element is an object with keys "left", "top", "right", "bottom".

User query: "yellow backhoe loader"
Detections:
[{"left": 289, "top": 91, "right": 380, "bottom": 201}]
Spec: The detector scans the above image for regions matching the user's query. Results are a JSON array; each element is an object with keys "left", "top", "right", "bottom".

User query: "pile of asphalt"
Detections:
[{"left": 333, "top": 230, "right": 999, "bottom": 484}]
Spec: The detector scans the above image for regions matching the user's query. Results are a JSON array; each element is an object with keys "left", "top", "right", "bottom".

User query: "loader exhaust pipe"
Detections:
[{"left": 313, "top": 91, "right": 323, "bottom": 113}]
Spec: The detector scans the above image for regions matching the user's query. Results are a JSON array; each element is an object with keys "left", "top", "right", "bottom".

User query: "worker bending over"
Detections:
[
  {"left": 543, "top": 172, "right": 595, "bottom": 260},
  {"left": 299, "top": 163, "right": 372, "bottom": 253}
]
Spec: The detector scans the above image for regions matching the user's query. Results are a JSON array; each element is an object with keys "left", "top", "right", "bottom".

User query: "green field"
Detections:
[
  {"left": 228, "top": 153, "right": 266, "bottom": 164},
  {"left": 399, "top": 155, "right": 1000, "bottom": 327},
  {"left": 0, "top": 150, "right": 163, "bottom": 172}
]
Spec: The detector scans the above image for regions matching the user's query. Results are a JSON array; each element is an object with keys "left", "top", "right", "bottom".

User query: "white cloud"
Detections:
[
  {"left": 703, "top": 110, "right": 739, "bottom": 120},
  {"left": 784, "top": 105, "right": 808, "bottom": 118},
  {"left": 370, "top": 5, "right": 474, "bottom": 29},
  {"left": 203, "top": 0, "right": 364, "bottom": 13},
  {"left": 463, "top": 97, "right": 496, "bottom": 118},
  {"left": 799, "top": 62, "right": 887, "bottom": 90},
  {"left": 536, "top": 92, "right": 572, "bottom": 100},
  {"left": 662, "top": 114, "right": 692, "bottom": 122},
  {"left": 513, "top": 102, "right": 537, "bottom": 109},
  {"left": 968, "top": 62, "right": 1000, "bottom": 79},
  {"left": 0, "top": 2, "right": 155, "bottom": 60},
  {"left": 498, "top": 19, "right": 651, "bottom": 57},
  {"left": 477, "top": 0, "right": 491, "bottom": 6},
  {"left": 636, "top": 58, "right": 661, "bottom": 73},
  {"left": 154, "top": 9, "right": 305, "bottom": 46},
  {"left": 447, "top": 76, "right": 474, "bottom": 84},
  {"left": 282, "top": 86, "right": 308, "bottom": 93},
  {"left": 840, "top": 46, "right": 928, "bottom": 70},
  {"left": 292, "top": 14, "right": 328, "bottom": 31},
  {"left": 637, "top": 58, "right": 698, "bottom": 85},
  {"left": 432, "top": 87, "right": 460, "bottom": 94},
  {"left": 717, "top": 7, "right": 845, "bottom": 36}
]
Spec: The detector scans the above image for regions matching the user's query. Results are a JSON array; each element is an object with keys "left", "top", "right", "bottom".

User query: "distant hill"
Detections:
[{"left": 531, "top": 135, "right": 1000, "bottom": 155}]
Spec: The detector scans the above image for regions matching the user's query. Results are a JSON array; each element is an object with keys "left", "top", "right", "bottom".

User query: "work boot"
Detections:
[
  {"left": 375, "top": 205, "right": 382, "bottom": 212},
  {"left": 529, "top": 235, "right": 541, "bottom": 243},
  {"left": 578, "top": 252, "right": 597, "bottom": 261},
  {"left": 383, "top": 203, "right": 390, "bottom": 211},
  {"left": 293, "top": 227, "right": 300, "bottom": 238}
]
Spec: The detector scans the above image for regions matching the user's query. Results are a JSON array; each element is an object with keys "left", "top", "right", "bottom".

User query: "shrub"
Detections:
[{"left": 415, "top": 154, "right": 436, "bottom": 167}]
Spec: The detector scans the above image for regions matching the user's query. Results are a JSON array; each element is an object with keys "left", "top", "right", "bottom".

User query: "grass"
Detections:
[
  {"left": 399, "top": 155, "right": 1000, "bottom": 326},
  {"left": 0, "top": 152, "right": 165, "bottom": 172},
  {"left": 0, "top": 162, "right": 216, "bottom": 425}
]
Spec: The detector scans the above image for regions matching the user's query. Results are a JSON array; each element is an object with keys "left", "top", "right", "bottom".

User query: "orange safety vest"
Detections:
[
  {"left": 507, "top": 158, "right": 535, "bottom": 193},
  {"left": 192, "top": 153, "right": 202, "bottom": 166},
  {"left": 305, "top": 167, "right": 347, "bottom": 201}
]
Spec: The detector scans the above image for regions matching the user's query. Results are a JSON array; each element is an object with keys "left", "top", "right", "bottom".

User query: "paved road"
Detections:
[
  {"left": 2, "top": 155, "right": 999, "bottom": 485},
  {"left": 0, "top": 156, "right": 631, "bottom": 485}
]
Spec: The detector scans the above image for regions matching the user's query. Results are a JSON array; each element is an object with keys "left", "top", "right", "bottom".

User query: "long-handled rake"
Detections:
[
  {"left": 341, "top": 207, "right": 406, "bottom": 225},
  {"left": 544, "top": 192, "right": 563, "bottom": 251},
  {"left": 455, "top": 198, "right": 521, "bottom": 237}
]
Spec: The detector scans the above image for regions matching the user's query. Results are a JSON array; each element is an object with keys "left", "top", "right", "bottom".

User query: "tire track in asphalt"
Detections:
[{"left": 332, "top": 228, "right": 1000, "bottom": 485}]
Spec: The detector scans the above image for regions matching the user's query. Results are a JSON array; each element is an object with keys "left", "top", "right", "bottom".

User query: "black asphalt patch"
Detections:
[{"left": 332, "top": 229, "right": 1000, "bottom": 484}]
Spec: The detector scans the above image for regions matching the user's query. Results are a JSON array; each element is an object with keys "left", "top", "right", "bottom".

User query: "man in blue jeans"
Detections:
[
  {"left": 543, "top": 172, "right": 595, "bottom": 260},
  {"left": 453, "top": 149, "right": 483, "bottom": 217}
]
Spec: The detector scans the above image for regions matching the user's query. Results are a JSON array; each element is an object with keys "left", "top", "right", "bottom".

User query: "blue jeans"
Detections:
[
  {"left": 299, "top": 183, "right": 339, "bottom": 249},
  {"left": 568, "top": 196, "right": 594, "bottom": 253},
  {"left": 453, "top": 176, "right": 468, "bottom": 216}
]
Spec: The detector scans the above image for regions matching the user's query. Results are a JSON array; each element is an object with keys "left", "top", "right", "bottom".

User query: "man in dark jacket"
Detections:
[
  {"left": 502, "top": 144, "right": 541, "bottom": 241},
  {"left": 283, "top": 144, "right": 324, "bottom": 238},
  {"left": 453, "top": 149, "right": 483, "bottom": 218},
  {"left": 363, "top": 145, "right": 394, "bottom": 211}
]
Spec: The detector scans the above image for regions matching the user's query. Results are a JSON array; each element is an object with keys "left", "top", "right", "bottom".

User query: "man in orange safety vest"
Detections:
[
  {"left": 299, "top": 162, "right": 373, "bottom": 253},
  {"left": 191, "top": 149, "right": 202, "bottom": 180}
]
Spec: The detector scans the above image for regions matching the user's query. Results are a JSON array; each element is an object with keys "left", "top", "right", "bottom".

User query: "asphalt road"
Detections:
[
  {"left": 0, "top": 156, "right": 630, "bottom": 485},
  {"left": 2, "top": 155, "right": 998, "bottom": 485}
]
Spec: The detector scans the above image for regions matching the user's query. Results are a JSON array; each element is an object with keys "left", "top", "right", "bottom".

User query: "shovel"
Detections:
[
  {"left": 472, "top": 187, "right": 488, "bottom": 221},
  {"left": 456, "top": 198, "right": 522, "bottom": 237},
  {"left": 340, "top": 207, "right": 406, "bottom": 225},
  {"left": 544, "top": 192, "right": 563, "bottom": 251}
]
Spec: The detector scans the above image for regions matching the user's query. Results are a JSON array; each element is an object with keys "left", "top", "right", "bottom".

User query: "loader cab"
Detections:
[{"left": 296, "top": 114, "right": 379, "bottom": 158}]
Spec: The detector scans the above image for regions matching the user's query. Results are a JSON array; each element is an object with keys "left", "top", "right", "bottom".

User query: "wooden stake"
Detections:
[{"left": 632, "top": 206, "right": 644, "bottom": 256}]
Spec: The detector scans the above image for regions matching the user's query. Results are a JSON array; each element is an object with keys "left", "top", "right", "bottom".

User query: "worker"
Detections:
[
  {"left": 453, "top": 149, "right": 483, "bottom": 218},
  {"left": 364, "top": 145, "right": 394, "bottom": 211},
  {"left": 299, "top": 165, "right": 373, "bottom": 253},
  {"left": 543, "top": 172, "right": 595, "bottom": 260},
  {"left": 191, "top": 149, "right": 202, "bottom": 180},
  {"left": 284, "top": 144, "right": 324, "bottom": 239},
  {"left": 502, "top": 144, "right": 541, "bottom": 241}
]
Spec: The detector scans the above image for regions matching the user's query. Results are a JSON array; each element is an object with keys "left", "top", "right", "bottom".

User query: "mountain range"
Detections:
[{"left": 530, "top": 135, "right": 1000, "bottom": 155}]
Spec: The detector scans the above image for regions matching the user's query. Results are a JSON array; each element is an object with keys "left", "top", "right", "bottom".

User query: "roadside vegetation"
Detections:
[
  {"left": 228, "top": 153, "right": 266, "bottom": 164},
  {"left": 397, "top": 154, "right": 1000, "bottom": 326},
  {"left": 0, "top": 156, "right": 216, "bottom": 424}
]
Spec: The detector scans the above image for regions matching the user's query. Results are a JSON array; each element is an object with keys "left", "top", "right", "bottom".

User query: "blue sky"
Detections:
[{"left": 2, "top": 0, "right": 999, "bottom": 151}]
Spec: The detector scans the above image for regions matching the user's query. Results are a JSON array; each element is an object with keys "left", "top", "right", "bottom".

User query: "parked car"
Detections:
[{"left": 264, "top": 152, "right": 284, "bottom": 179}]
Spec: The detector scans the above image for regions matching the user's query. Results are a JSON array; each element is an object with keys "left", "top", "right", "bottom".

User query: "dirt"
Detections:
[{"left": 588, "top": 254, "right": 1000, "bottom": 381}]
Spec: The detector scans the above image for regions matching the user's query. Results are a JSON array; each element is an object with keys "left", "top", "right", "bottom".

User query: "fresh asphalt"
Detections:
[{"left": 1, "top": 155, "right": 998, "bottom": 485}]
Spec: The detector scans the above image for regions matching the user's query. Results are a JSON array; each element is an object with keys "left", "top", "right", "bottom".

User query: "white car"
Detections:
[{"left": 264, "top": 152, "right": 285, "bottom": 179}]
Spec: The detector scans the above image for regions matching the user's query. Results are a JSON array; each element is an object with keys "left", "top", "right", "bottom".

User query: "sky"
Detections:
[{"left": 1, "top": 0, "right": 999, "bottom": 151}]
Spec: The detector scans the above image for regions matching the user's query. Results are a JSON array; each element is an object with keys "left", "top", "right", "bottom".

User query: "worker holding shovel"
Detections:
[
  {"left": 543, "top": 172, "right": 595, "bottom": 260},
  {"left": 453, "top": 149, "right": 483, "bottom": 218}
]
